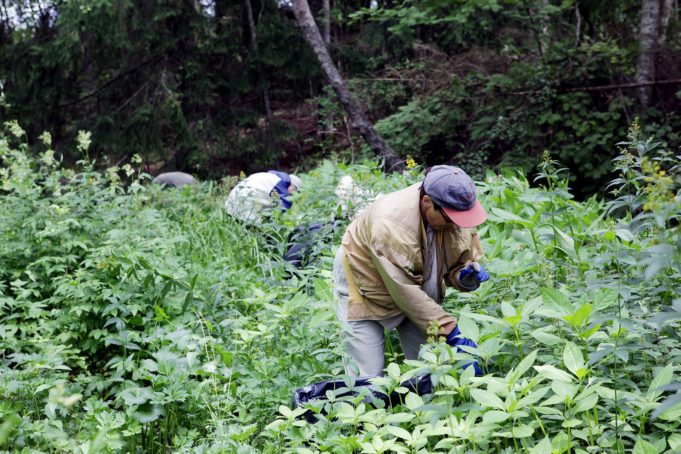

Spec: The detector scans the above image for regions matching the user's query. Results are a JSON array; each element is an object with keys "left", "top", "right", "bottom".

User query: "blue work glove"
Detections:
[
  {"left": 458, "top": 262, "right": 490, "bottom": 291},
  {"left": 446, "top": 326, "right": 483, "bottom": 376}
]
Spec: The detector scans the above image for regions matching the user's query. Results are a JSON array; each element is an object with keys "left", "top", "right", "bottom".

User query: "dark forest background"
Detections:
[{"left": 1, "top": 0, "right": 680, "bottom": 196}]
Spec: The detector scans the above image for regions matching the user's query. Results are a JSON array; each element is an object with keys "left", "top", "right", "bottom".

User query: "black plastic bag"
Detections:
[
  {"left": 284, "top": 221, "right": 341, "bottom": 268},
  {"left": 292, "top": 374, "right": 433, "bottom": 423}
]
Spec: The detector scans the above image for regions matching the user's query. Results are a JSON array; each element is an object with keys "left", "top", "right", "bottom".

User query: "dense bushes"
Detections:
[
  {"left": 2, "top": 1, "right": 680, "bottom": 190},
  {"left": 1, "top": 121, "right": 680, "bottom": 452}
]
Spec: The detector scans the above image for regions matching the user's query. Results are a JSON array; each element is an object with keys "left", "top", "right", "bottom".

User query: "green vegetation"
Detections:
[
  {"left": 2, "top": 1, "right": 680, "bottom": 193},
  {"left": 1, "top": 120, "right": 679, "bottom": 452}
]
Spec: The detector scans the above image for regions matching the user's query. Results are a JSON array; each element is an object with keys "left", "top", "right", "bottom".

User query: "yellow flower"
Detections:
[{"left": 405, "top": 155, "right": 417, "bottom": 169}]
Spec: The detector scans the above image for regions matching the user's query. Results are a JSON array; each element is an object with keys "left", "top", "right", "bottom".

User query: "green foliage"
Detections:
[
  {"left": 0, "top": 0, "right": 316, "bottom": 173},
  {"left": 3, "top": 0, "right": 680, "bottom": 187},
  {"left": 325, "top": 0, "right": 681, "bottom": 194},
  {"left": 1, "top": 121, "right": 680, "bottom": 452}
]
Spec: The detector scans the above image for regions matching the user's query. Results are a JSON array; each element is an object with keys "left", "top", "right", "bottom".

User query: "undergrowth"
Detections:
[{"left": 0, "top": 120, "right": 680, "bottom": 453}]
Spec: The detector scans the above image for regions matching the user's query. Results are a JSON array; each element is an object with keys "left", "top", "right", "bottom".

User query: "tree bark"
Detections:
[
  {"left": 658, "top": 0, "right": 674, "bottom": 46},
  {"left": 574, "top": 1, "right": 582, "bottom": 48},
  {"left": 636, "top": 0, "right": 661, "bottom": 108},
  {"left": 291, "top": 0, "right": 404, "bottom": 172},
  {"left": 322, "top": 0, "right": 331, "bottom": 45}
]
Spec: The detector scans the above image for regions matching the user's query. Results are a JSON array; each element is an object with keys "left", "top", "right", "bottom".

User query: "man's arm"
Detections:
[
  {"left": 446, "top": 229, "right": 485, "bottom": 291},
  {"left": 369, "top": 244, "right": 456, "bottom": 336}
]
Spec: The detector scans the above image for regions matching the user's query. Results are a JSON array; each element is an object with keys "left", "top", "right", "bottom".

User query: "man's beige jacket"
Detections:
[{"left": 341, "top": 183, "right": 483, "bottom": 335}]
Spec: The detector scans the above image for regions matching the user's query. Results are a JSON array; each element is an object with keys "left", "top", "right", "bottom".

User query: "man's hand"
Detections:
[
  {"left": 458, "top": 262, "right": 490, "bottom": 291},
  {"left": 445, "top": 327, "right": 483, "bottom": 375}
]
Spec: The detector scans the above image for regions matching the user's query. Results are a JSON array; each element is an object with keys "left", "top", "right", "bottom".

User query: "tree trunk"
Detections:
[
  {"left": 658, "top": 0, "right": 673, "bottom": 46},
  {"left": 291, "top": 0, "right": 404, "bottom": 172},
  {"left": 574, "top": 1, "right": 582, "bottom": 48},
  {"left": 636, "top": 0, "right": 661, "bottom": 108},
  {"left": 244, "top": 0, "right": 274, "bottom": 151},
  {"left": 322, "top": 0, "right": 331, "bottom": 45}
]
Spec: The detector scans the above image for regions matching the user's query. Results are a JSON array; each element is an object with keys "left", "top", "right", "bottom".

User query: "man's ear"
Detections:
[{"left": 421, "top": 194, "right": 433, "bottom": 208}]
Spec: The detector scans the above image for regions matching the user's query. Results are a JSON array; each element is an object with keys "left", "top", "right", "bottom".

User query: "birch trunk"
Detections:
[
  {"left": 636, "top": 0, "right": 661, "bottom": 108},
  {"left": 291, "top": 0, "right": 404, "bottom": 172},
  {"left": 658, "top": 0, "right": 674, "bottom": 46}
]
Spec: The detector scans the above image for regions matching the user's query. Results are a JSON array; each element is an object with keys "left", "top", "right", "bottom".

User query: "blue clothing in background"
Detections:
[{"left": 268, "top": 170, "right": 293, "bottom": 209}]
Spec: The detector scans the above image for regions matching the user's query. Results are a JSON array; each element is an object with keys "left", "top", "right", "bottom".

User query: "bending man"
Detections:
[
  {"left": 334, "top": 165, "right": 490, "bottom": 377},
  {"left": 225, "top": 170, "right": 301, "bottom": 224}
]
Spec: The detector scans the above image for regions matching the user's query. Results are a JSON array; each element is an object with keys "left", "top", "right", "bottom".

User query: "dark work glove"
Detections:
[
  {"left": 445, "top": 327, "right": 483, "bottom": 376},
  {"left": 458, "top": 262, "right": 490, "bottom": 291}
]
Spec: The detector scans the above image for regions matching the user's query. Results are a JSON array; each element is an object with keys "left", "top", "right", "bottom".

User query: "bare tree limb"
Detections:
[
  {"left": 508, "top": 78, "right": 681, "bottom": 96},
  {"left": 291, "top": 0, "right": 404, "bottom": 172},
  {"left": 58, "top": 53, "right": 166, "bottom": 108}
]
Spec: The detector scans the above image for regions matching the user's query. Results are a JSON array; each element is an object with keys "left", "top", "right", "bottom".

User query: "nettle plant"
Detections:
[
  {"left": 1, "top": 121, "right": 679, "bottom": 453},
  {"left": 266, "top": 126, "right": 680, "bottom": 453}
]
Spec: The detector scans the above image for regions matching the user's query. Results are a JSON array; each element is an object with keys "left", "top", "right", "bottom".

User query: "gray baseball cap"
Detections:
[{"left": 423, "top": 165, "right": 487, "bottom": 227}]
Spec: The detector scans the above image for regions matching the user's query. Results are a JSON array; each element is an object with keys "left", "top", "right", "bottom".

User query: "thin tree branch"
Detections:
[
  {"left": 58, "top": 53, "right": 167, "bottom": 108},
  {"left": 352, "top": 77, "right": 681, "bottom": 95},
  {"left": 508, "top": 78, "right": 681, "bottom": 96}
]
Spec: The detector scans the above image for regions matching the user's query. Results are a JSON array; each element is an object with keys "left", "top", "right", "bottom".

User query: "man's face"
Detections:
[
  {"left": 288, "top": 185, "right": 298, "bottom": 195},
  {"left": 422, "top": 196, "right": 454, "bottom": 230}
]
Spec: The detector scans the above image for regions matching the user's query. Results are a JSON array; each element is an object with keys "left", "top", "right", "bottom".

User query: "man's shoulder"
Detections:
[
  {"left": 369, "top": 183, "right": 421, "bottom": 227},
  {"left": 243, "top": 172, "right": 280, "bottom": 189}
]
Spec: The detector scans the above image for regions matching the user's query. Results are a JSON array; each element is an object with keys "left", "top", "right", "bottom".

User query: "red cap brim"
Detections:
[{"left": 442, "top": 200, "right": 487, "bottom": 228}]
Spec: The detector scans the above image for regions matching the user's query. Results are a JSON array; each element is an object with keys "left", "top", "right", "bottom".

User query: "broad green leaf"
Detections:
[
  {"left": 134, "top": 404, "right": 164, "bottom": 423},
  {"left": 579, "top": 323, "right": 601, "bottom": 340},
  {"left": 503, "top": 314, "right": 522, "bottom": 326},
  {"left": 279, "top": 405, "right": 292, "bottom": 418},
  {"left": 529, "top": 437, "right": 552, "bottom": 454},
  {"left": 669, "top": 433, "right": 681, "bottom": 452},
  {"left": 633, "top": 436, "right": 659, "bottom": 454},
  {"left": 563, "top": 303, "right": 592, "bottom": 330},
  {"left": 470, "top": 388, "right": 506, "bottom": 410},
  {"left": 563, "top": 341, "right": 585, "bottom": 378},
  {"left": 551, "top": 381, "right": 578, "bottom": 400},
  {"left": 647, "top": 364, "right": 674, "bottom": 400},
  {"left": 405, "top": 392, "right": 424, "bottom": 411},
  {"left": 507, "top": 349, "right": 538, "bottom": 383},
  {"left": 500, "top": 301, "right": 516, "bottom": 317},
  {"left": 551, "top": 225, "right": 576, "bottom": 257},
  {"left": 490, "top": 207, "right": 533, "bottom": 227},
  {"left": 615, "top": 228, "right": 635, "bottom": 242},
  {"left": 517, "top": 387, "right": 550, "bottom": 408},
  {"left": 457, "top": 316, "right": 479, "bottom": 343},
  {"left": 534, "top": 365, "right": 574, "bottom": 383},
  {"left": 120, "top": 387, "right": 154, "bottom": 406},
  {"left": 386, "top": 362, "right": 401, "bottom": 379},
  {"left": 496, "top": 425, "right": 533, "bottom": 438},
  {"left": 552, "top": 432, "right": 570, "bottom": 453},
  {"left": 653, "top": 392, "right": 681, "bottom": 420},
  {"left": 531, "top": 330, "right": 562, "bottom": 346},
  {"left": 482, "top": 410, "right": 510, "bottom": 424},
  {"left": 561, "top": 419, "right": 582, "bottom": 428},
  {"left": 540, "top": 288, "right": 572, "bottom": 316},
  {"left": 386, "top": 425, "right": 412, "bottom": 441}
]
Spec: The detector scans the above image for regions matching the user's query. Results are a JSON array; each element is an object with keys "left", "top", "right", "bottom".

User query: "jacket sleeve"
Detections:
[
  {"left": 368, "top": 239, "right": 456, "bottom": 336},
  {"left": 446, "top": 229, "right": 484, "bottom": 291},
  {"left": 268, "top": 170, "right": 293, "bottom": 209}
]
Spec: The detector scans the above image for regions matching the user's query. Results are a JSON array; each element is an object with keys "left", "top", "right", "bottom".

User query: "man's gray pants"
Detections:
[{"left": 333, "top": 247, "right": 427, "bottom": 377}]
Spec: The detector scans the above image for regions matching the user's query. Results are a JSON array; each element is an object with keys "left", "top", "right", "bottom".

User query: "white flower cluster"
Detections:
[{"left": 335, "top": 175, "right": 381, "bottom": 220}]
